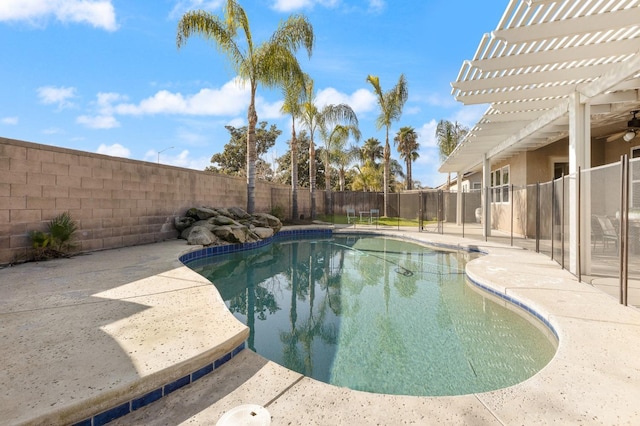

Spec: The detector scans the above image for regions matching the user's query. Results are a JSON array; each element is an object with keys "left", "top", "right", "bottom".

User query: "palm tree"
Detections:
[
  {"left": 350, "top": 163, "right": 382, "bottom": 192},
  {"left": 334, "top": 144, "right": 360, "bottom": 191},
  {"left": 394, "top": 126, "right": 420, "bottom": 190},
  {"left": 281, "top": 74, "right": 311, "bottom": 221},
  {"left": 299, "top": 80, "right": 359, "bottom": 219},
  {"left": 366, "top": 74, "right": 408, "bottom": 216},
  {"left": 435, "top": 120, "right": 468, "bottom": 186},
  {"left": 176, "top": 1, "right": 314, "bottom": 214},
  {"left": 360, "top": 137, "right": 384, "bottom": 166},
  {"left": 320, "top": 122, "right": 360, "bottom": 213}
]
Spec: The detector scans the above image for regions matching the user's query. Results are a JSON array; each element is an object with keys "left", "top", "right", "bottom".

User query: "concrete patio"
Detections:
[{"left": 2, "top": 226, "right": 640, "bottom": 425}]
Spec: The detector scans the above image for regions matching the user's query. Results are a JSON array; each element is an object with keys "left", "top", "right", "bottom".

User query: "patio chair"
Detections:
[
  {"left": 592, "top": 215, "right": 618, "bottom": 252},
  {"left": 370, "top": 208, "right": 379, "bottom": 224},
  {"left": 346, "top": 208, "right": 356, "bottom": 224}
]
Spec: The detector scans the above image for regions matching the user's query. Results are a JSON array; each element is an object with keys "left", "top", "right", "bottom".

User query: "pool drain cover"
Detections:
[{"left": 216, "top": 404, "right": 271, "bottom": 426}]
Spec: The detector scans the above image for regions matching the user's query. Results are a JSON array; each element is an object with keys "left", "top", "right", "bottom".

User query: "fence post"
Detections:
[
  {"left": 462, "top": 191, "right": 466, "bottom": 239},
  {"left": 418, "top": 191, "right": 423, "bottom": 231},
  {"left": 620, "top": 155, "right": 629, "bottom": 306},
  {"left": 551, "top": 180, "right": 555, "bottom": 261},
  {"left": 577, "top": 168, "right": 581, "bottom": 282},
  {"left": 510, "top": 184, "right": 514, "bottom": 246},
  {"left": 536, "top": 182, "right": 540, "bottom": 253},
  {"left": 561, "top": 174, "right": 565, "bottom": 270}
]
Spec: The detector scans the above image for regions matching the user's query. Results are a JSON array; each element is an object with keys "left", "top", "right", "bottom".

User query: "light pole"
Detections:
[{"left": 157, "top": 146, "right": 174, "bottom": 164}]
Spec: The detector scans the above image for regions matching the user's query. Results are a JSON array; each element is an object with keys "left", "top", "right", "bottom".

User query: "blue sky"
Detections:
[{"left": 0, "top": 0, "right": 506, "bottom": 188}]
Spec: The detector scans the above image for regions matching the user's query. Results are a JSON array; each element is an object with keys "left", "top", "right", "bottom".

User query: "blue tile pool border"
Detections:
[
  {"left": 73, "top": 342, "right": 245, "bottom": 426},
  {"left": 179, "top": 228, "right": 333, "bottom": 266}
]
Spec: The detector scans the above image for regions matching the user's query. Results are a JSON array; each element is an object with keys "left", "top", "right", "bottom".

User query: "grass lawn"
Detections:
[{"left": 318, "top": 214, "right": 424, "bottom": 227}]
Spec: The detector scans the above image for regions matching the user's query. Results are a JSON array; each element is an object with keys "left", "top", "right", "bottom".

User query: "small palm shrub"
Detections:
[
  {"left": 47, "top": 211, "right": 78, "bottom": 252},
  {"left": 27, "top": 212, "right": 78, "bottom": 260}
]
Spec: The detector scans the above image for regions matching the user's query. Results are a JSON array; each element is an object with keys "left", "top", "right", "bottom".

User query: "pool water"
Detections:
[{"left": 189, "top": 235, "right": 556, "bottom": 396}]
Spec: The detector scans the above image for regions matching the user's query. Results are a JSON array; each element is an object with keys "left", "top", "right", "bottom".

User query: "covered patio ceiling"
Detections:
[{"left": 440, "top": 0, "right": 640, "bottom": 174}]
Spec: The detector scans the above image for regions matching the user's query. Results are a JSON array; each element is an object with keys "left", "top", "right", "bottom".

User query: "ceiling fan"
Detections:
[{"left": 604, "top": 110, "right": 640, "bottom": 142}]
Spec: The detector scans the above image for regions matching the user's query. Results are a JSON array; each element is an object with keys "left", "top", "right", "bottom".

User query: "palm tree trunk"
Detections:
[
  {"left": 324, "top": 151, "right": 331, "bottom": 216},
  {"left": 383, "top": 127, "right": 390, "bottom": 217},
  {"left": 406, "top": 158, "right": 412, "bottom": 190},
  {"left": 291, "top": 121, "right": 298, "bottom": 221},
  {"left": 309, "top": 138, "right": 316, "bottom": 220},
  {"left": 246, "top": 86, "right": 258, "bottom": 214}
]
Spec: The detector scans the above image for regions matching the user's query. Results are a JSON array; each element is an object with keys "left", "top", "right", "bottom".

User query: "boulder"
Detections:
[
  {"left": 187, "top": 226, "right": 219, "bottom": 246},
  {"left": 213, "top": 215, "right": 239, "bottom": 226},
  {"left": 174, "top": 216, "right": 195, "bottom": 232},
  {"left": 186, "top": 207, "right": 218, "bottom": 220},
  {"left": 213, "top": 225, "right": 248, "bottom": 244},
  {"left": 228, "top": 206, "right": 251, "bottom": 220},
  {"left": 175, "top": 206, "right": 283, "bottom": 247},
  {"left": 253, "top": 227, "right": 274, "bottom": 239},
  {"left": 253, "top": 213, "right": 282, "bottom": 233}
]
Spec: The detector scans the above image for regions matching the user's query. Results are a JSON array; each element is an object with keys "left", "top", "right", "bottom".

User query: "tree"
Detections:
[
  {"left": 274, "top": 131, "right": 325, "bottom": 189},
  {"left": 299, "top": 79, "right": 359, "bottom": 219},
  {"left": 333, "top": 144, "right": 360, "bottom": 191},
  {"left": 366, "top": 74, "right": 408, "bottom": 216},
  {"left": 394, "top": 126, "right": 419, "bottom": 190},
  {"left": 281, "top": 73, "right": 311, "bottom": 220},
  {"left": 350, "top": 163, "right": 382, "bottom": 192},
  {"left": 177, "top": 1, "right": 314, "bottom": 213},
  {"left": 435, "top": 120, "right": 468, "bottom": 186},
  {"left": 389, "top": 159, "right": 405, "bottom": 191},
  {"left": 320, "top": 121, "right": 360, "bottom": 213},
  {"left": 206, "top": 122, "right": 281, "bottom": 176},
  {"left": 360, "top": 137, "right": 384, "bottom": 166}
]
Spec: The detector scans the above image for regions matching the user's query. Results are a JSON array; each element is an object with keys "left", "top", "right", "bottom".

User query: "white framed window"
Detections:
[{"left": 491, "top": 165, "right": 510, "bottom": 204}]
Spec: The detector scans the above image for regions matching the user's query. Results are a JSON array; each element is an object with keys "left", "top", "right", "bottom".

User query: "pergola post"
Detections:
[{"left": 568, "top": 92, "right": 590, "bottom": 276}]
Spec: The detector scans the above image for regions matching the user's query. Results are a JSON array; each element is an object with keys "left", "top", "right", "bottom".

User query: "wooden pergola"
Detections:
[{"left": 440, "top": 0, "right": 640, "bottom": 273}]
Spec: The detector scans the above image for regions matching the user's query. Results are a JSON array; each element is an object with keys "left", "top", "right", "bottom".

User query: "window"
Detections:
[
  {"left": 472, "top": 182, "right": 482, "bottom": 191},
  {"left": 554, "top": 162, "right": 569, "bottom": 180},
  {"left": 491, "top": 165, "right": 510, "bottom": 204}
]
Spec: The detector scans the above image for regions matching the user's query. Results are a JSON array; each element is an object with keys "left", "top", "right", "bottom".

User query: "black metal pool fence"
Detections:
[{"left": 273, "top": 156, "right": 639, "bottom": 307}]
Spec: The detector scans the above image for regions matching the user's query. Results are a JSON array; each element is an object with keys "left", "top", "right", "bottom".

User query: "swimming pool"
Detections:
[{"left": 188, "top": 234, "right": 556, "bottom": 396}]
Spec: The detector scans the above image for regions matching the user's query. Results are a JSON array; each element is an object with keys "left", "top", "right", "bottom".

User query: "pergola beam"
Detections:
[{"left": 492, "top": 8, "right": 640, "bottom": 44}]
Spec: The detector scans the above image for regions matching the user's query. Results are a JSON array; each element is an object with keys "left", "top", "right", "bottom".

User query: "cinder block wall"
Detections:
[{"left": 0, "top": 137, "right": 304, "bottom": 265}]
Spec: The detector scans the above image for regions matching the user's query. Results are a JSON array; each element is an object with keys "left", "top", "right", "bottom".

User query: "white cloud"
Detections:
[
  {"left": 368, "top": 0, "right": 385, "bottom": 13},
  {"left": 417, "top": 119, "right": 438, "bottom": 148},
  {"left": 314, "top": 87, "right": 377, "bottom": 114},
  {"left": 115, "top": 79, "right": 250, "bottom": 116},
  {"left": 1, "top": 116, "right": 18, "bottom": 125},
  {"left": 0, "top": 0, "right": 118, "bottom": 31},
  {"left": 144, "top": 148, "right": 209, "bottom": 170},
  {"left": 77, "top": 114, "right": 120, "bottom": 129},
  {"left": 75, "top": 91, "right": 126, "bottom": 129},
  {"left": 169, "top": 0, "right": 223, "bottom": 19},
  {"left": 227, "top": 117, "right": 245, "bottom": 128},
  {"left": 96, "top": 143, "right": 130, "bottom": 158},
  {"left": 452, "top": 104, "right": 487, "bottom": 129},
  {"left": 271, "top": 0, "right": 338, "bottom": 12},
  {"left": 37, "top": 86, "right": 77, "bottom": 109},
  {"left": 257, "top": 99, "right": 284, "bottom": 120}
]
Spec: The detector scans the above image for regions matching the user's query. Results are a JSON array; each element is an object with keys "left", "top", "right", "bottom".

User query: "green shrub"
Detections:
[
  {"left": 47, "top": 211, "right": 78, "bottom": 251},
  {"left": 27, "top": 212, "right": 77, "bottom": 261},
  {"left": 269, "top": 204, "right": 285, "bottom": 221}
]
